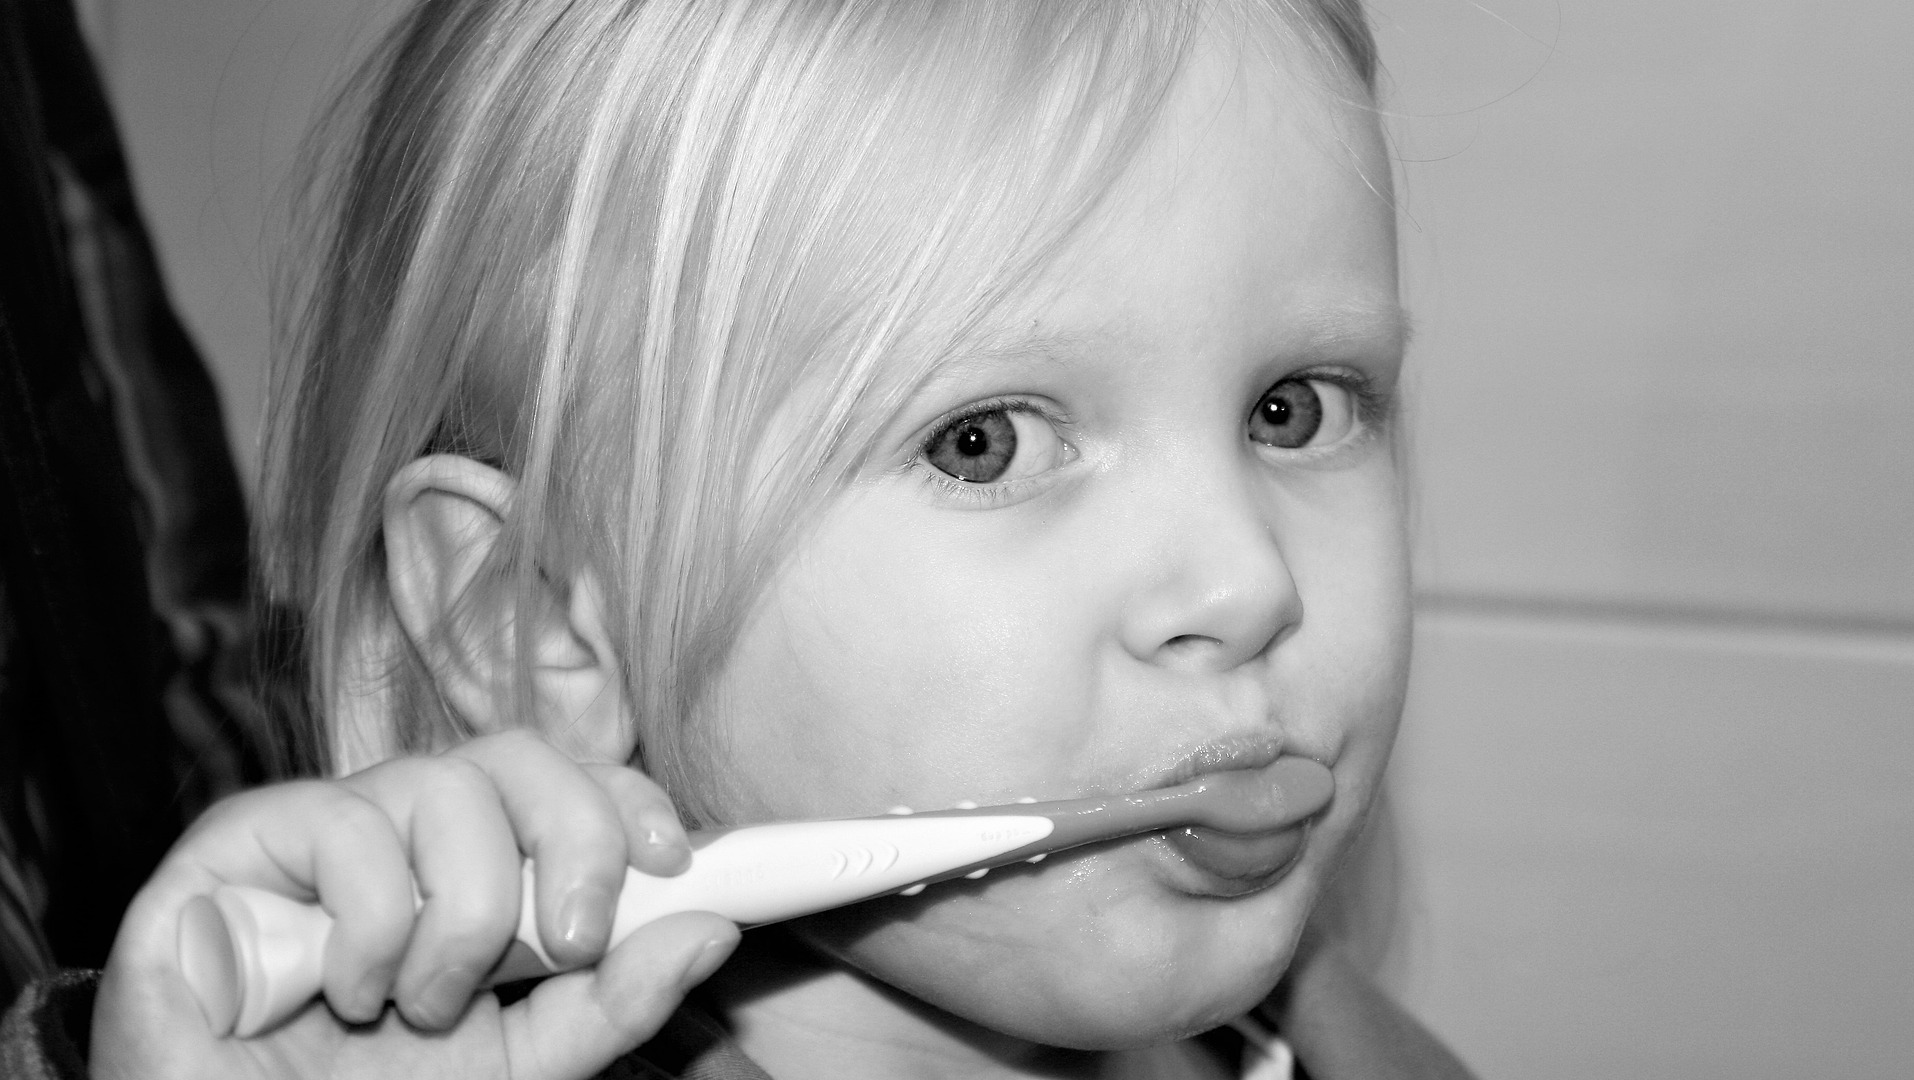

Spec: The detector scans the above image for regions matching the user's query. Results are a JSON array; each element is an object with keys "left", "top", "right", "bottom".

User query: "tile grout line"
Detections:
[{"left": 1414, "top": 591, "right": 1914, "bottom": 658}]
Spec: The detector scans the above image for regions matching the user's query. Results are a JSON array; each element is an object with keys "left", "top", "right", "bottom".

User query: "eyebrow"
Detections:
[
  {"left": 939, "top": 299, "right": 1413, "bottom": 377},
  {"left": 1295, "top": 299, "right": 1414, "bottom": 354},
  {"left": 915, "top": 330, "right": 1093, "bottom": 389}
]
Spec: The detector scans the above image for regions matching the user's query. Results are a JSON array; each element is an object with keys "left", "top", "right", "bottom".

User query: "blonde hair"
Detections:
[{"left": 262, "top": 0, "right": 1376, "bottom": 820}]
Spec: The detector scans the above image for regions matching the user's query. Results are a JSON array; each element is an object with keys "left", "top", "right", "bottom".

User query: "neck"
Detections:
[{"left": 703, "top": 932, "right": 1226, "bottom": 1080}]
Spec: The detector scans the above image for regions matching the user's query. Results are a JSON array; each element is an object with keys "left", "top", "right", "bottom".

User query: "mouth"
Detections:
[
  {"left": 1149, "top": 739, "right": 1333, "bottom": 896},
  {"left": 865, "top": 738, "right": 1334, "bottom": 903}
]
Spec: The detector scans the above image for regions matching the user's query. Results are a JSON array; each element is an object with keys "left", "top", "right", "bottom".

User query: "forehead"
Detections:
[{"left": 1006, "top": 26, "right": 1401, "bottom": 361}]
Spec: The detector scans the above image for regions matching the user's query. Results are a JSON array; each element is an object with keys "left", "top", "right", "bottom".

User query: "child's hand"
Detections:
[{"left": 89, "top": 730, "right": 739, "bottom": 1080}]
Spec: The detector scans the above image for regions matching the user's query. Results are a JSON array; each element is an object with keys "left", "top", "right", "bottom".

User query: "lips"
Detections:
[{"left": 1153, "top": 750, "right": 1334, "bottom": 891}]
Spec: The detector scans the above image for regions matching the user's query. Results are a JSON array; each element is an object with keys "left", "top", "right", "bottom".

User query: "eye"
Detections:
[
  {"left": 922, "top": 405, "right": 1070, "bottom": 484},
  {"left": 1247, "top": 377, "right": 1358, "bottom": 450}
]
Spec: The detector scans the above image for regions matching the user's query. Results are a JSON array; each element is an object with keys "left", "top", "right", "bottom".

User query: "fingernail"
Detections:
[
  {"left": 414, "top": 964, "right": 479, "bottom": 1029},
  {"left": 559, "top": 884, "right": 615, "bottom": 950},
  {"left": 639, "top": 810, "right": 693, "bottom": 871},
  {"left": 645, "top": 831, "right": 692, "bottom": 874},
  {"left": 677, "top": 933, "right": 736, "bottom": 990},
  {"left": 639, "top": 807, "right": 689, "bottom": 850}
]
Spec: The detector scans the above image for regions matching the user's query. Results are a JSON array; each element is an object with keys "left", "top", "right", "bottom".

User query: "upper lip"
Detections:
[
  {"left": 1159, "top": 734, "right": 1287, "bottom": 788},
  {"left": 1082, "top": 695, "right": 1337, "bottom": 799}
]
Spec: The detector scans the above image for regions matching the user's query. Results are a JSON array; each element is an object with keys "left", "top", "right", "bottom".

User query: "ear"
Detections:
[{"left": 383, "top": 455, "right": 635, "bottom": 763}]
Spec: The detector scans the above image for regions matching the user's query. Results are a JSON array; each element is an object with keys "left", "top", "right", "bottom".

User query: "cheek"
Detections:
[
  {"left": 1276, "top": 469, "right": 1413, "bottom": 859},
  {"left": 1283, "top": 464, "right": 1412, "bottom": 726},
  {"left": 700, "top": 490, "right": 1101, "bottom": 822}
]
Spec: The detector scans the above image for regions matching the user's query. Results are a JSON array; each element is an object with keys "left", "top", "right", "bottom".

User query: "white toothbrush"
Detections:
[{"left": 178, "top": 757, "right": 1333, "bottom": 1037}]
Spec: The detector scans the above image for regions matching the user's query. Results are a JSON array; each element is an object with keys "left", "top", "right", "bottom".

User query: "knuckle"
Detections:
[
  {"left": 334, "top": 901, "right": 414, "bottom": 958},
  {"left": 337, "top": 805, "right": 404, "bottom": 859},
  {"left": 353, "top": 886, "right": 418, "bottom": 937},
  {"left": 534, "top": 834, "right": 625, "bottom": 894},
  {"left": 544, "top": 793, "right": 625, "bottom": 853},
  {"left": 307, "top": 787, "right": 390, "bottom": 832},
  {"left": 416, "top": 753, "right": 495, "bottom": 801},
  {"left": 424, "top": 891, "right": 517, "bottom": 950}
]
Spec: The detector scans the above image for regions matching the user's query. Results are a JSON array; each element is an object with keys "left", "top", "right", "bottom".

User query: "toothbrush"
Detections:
[{"left": 178, "top": 756, "right": 1332, "bottom": 1038}]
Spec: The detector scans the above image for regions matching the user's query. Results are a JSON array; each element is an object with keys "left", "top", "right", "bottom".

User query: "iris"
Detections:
[
  {"left": 927, "top": 410, "right": 1018, "bottom": 482},
  {"left": 1249, "top": 379, "right": 1323, "bottom": 448}
]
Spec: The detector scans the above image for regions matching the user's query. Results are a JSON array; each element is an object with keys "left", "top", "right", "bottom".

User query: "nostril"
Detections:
[{"left": 1162, "top": 634, "right": 1220, "bottom": 654}]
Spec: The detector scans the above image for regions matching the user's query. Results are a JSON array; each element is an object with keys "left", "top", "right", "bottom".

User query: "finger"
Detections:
[
  {"left": 344, "top": 756, "right": 522, "bottom": 1030},
  {"left": 97, "top": 781, "right": 417, "bottom": 1054},
  {"left": 581, "top": 762, "right": 692, "bottom": 877},
  {"left": 496, "top": 912, "right": 739, "bottom": 1080},
  {"left": 185, "top": 781, "right": 419, "bottom": 1024},
  {"left": 451, "top": 731, "right": 632, "bottom": 970}
]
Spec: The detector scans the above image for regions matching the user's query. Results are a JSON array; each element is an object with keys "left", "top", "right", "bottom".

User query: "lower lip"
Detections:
[{"left": 1161, "top": 823, "right": 1309, "bottom": 896}]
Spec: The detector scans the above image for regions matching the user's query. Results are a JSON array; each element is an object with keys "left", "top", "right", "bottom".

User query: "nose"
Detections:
[{"left": 1115, "top": 466, "right": 1302, "bottom": 673}]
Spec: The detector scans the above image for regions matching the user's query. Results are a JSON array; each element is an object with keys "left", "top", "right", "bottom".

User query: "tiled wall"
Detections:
[
  {"left": 1372, "top": 1, "right": 1913, "bottom": 1076},
  {"left": 1378, "top": 0, "right": 1914, "bottom": 626},
  {"left": 95, "top": 1, "right": 1912, "bottom": 1077},
  {"left": 1390, "top": 612, "right": 1913, "bottom": 1077}
]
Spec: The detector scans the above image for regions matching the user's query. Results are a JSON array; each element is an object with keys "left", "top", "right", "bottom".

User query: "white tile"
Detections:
[
  {"left": 1384, "top": 611, "right": 1914, "bottom": 1078},
  {"left": 1373, "top": 0, "right": 1914, "bottom": 622}
]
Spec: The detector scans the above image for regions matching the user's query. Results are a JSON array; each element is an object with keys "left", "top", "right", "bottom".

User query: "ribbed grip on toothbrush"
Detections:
[{"left": 177, "top": 813, "right": 1058, "bottom": 1038}]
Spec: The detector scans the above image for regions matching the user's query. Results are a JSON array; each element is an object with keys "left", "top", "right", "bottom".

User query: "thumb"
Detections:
[{"left": 496, "top": 912, "right": 740, "bottom": 1080}]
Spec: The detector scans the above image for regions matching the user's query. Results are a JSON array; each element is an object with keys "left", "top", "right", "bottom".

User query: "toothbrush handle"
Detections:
[{"left": 179, "top": 813, "right": 1055, "bottom": 1038}]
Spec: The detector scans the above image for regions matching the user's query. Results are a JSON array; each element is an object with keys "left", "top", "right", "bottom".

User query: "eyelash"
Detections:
[
  {"left": 1323, "top": 368, "right": 1391, "bottom": 417},
  {"left": 909, "top": 398, "right": 1071, "bottom": 509},
  {"left": 906, "top": 368, "right": 1394, "bottom": 506}
]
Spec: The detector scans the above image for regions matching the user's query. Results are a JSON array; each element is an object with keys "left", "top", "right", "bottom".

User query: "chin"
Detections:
[{"left": 794, "top": 836, "right": 1325, "bottom": 1049}]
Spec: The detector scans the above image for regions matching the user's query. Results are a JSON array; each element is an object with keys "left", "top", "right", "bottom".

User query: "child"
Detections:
[{"left": 83, "top": 0, "right": 1471, "bottom": 1076}]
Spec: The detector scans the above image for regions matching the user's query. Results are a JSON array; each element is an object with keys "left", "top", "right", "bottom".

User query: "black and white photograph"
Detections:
[{"left": 0, "top": 1, "right": 1906, "bottom": 1076}]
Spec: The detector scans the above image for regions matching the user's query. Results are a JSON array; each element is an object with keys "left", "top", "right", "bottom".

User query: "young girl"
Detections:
[{"left": 87, "top": 0, "right": 1470, "bottom": 1076}]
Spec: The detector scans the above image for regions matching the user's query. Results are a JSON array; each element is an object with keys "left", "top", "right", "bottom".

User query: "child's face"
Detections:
[{"left": 699, "top": 36, "right": 1406, "bottom": 1048}]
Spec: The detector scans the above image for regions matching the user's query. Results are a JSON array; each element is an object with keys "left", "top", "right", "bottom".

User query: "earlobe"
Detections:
[{"left": 383, "top": 456, "right": 634, "bottom": 761}]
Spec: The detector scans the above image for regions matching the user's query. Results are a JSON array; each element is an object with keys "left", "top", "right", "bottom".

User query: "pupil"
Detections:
[
  {"left": 1265, "top": 397, "right": 1291, "bottom": 426},
  {"left": 958, "top": 424, "right": 989, "bottom": 457}
]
